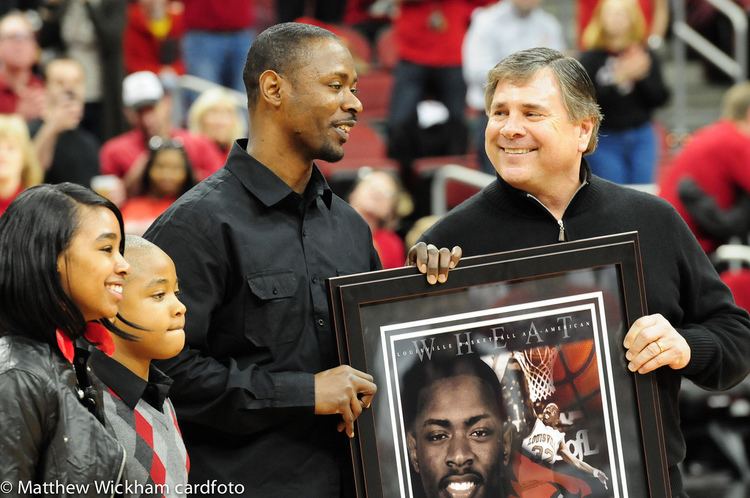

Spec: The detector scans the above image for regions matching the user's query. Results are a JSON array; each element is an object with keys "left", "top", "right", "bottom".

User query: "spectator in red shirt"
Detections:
[
  {"left": 99, "top": 70, "right": 223, "bottom": 196},
  {"left": 386, "top": 0, "right": 490, "bottom": 188},
  {"left": 124, "top": 0, "right": 186, "bottom": 77},
  {"left": 0, "top": 12, "right": 44, "bottom": 121},
  {"left": 181, "top": 0, "right": 254, "bottom": 92},
  {"left": 0, "top": 113, "right": 42, "bottom": 216},
  {"left": 658, "top": 81, "right": 750, "bottom": 253}
]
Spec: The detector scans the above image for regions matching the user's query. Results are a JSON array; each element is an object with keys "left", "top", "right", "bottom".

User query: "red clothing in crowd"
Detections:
[
  {"left": 0, "top": 73, "right": 43, "bottom": 115},
  {"left": 121, "top": 196, "right": 176, "bottom": 234},
  {"left": 722, "top": 270, "right": 750, "bottom": 312},
  {"left": 373, "top": 229, "right": 405, "bottom": 269},
  {"left": 658, "top": 120, "right": 750, "bottom": 253},
  {"left": 0, "top": 186, "right": 23, "bottom": 217},
  {"left": 100, "top": 128, "right": 224, "bottom": 181},
  {"left": 124, "top": 1, "right": 186, "bottom": 75},
  {"left": 394, "top": 0, "right": 490, "bottom": 66},
  {"left": 181, "top": 0, "right": 254, "bottom": 31}
]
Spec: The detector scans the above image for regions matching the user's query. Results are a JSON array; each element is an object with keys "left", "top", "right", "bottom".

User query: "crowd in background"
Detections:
[{"left": 0, "top": 0, "right": 747, "bottom": 299}]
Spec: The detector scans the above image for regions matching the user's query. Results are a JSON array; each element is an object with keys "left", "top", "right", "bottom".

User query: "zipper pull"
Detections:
[{"left": 557, "top": 219, "right": 565, "bottom": 242}]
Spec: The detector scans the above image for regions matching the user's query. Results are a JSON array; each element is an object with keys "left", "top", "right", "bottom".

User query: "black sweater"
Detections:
[{"left": 421, "top": 167, "right": 750, "bottom": 495}]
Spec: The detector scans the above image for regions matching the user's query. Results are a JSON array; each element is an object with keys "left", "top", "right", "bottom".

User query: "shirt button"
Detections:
[
  {"left": 272, "top": 287, "right": 278, "bottom": 295},
  {"left": 317, "top": 318, "right": 325, "bottom": 327},
  {"left": 312, "top": 276, "right": 318, "bottom": 284},
  {"left": 302, "top": 230, "right": 307, "bottom": 237}
]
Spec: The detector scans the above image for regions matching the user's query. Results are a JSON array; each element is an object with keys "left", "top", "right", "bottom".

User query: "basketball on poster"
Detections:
[{"left": 379, "top": 293, "right": 625, "bottom": 498}]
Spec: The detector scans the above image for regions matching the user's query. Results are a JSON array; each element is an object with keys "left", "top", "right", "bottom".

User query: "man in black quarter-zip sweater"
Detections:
[{"left": 419, "top": 47, "right": 750, "bottom": 497}]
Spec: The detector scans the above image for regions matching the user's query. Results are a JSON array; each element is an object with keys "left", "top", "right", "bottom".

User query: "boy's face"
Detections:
[{"left": 115, "top": 247, "right": 186, "bottom": 361}]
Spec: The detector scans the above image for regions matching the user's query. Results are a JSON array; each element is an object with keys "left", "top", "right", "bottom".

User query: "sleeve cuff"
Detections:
[
  {"left": 677, "top": 327, "right": 718, "bottom": 376},
  {"left": 271, "top": 371, "right": 315, "bottom": 411}
]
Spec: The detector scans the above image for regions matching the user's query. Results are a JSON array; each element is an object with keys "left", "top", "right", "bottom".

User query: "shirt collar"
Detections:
[
  {"left": 495, "top": 158, "right": 592, "bottom": 196},
  {"left": 225, "top": 139, "right": 333, "bottom": 210},
  {"left": 89, "top": 347, "right": 172, "bottom": 411}
]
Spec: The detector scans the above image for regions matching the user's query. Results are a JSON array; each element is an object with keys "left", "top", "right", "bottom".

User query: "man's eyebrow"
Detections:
[
  {"left": 464, "top": 414, "right": 491, "bottom": 427},
  {"left": 491, "top": 102, "right": 548, "bottom": 111},
  {"left": 422, "top": 418, "right": 450, "bottom": 428},
  {"left": 96, "top": 232, "right": 118, "bottom": 241}
]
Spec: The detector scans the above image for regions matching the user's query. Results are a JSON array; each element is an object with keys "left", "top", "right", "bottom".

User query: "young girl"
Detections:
[
  {"left": 88, "top": 235, "right": 189, "bottom": 495},
  {"left": 121, "top": 136, "right": 195, "bottom": 235},
  {"left": 0, "top": 182, "right": 130, "bottom": 491}
]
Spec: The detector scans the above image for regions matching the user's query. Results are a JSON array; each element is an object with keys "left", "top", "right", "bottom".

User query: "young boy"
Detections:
[{"left": 89, "top": 235, "right": 189, "bottom": 496}]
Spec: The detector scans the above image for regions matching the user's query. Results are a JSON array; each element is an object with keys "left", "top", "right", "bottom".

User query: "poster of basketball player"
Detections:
[{"left": 328, "top": 233, "right": 670, "bottom": 498}]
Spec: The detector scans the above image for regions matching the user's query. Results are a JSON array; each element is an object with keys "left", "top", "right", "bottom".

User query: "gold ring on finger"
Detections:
[{"left": 655, "top": 340, "right": 664, "bottom": 354}]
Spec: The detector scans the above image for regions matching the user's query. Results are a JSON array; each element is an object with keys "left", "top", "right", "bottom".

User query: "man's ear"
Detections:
[
  {"left": 258, "top": 69, "right": 284, "bottom": 108},
  {"left": 577, "top": 116, "right": 595, "bottom": 153},
  {"left": 407, "top": 432, "right": 419, "bottom": 473},
  {"left": 503, "top": 425, "right": 513, "bottom": 466}
]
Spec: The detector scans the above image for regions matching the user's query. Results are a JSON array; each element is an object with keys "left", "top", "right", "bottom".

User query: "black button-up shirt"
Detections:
[
  {"left": 144, "top": 140, "right": 380, "bottom": 497},
  {"left": 89, "top": 348, "right": 172, "bottom": 411}
]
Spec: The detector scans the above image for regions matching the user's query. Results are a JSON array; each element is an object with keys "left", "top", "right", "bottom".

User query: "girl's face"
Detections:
[
  {"left": 200, "top": 105, "right": 238, "bottom": 147},
  {"left": 600, "top": 0, "right": 633, "bottom": 39},
  {"left": 57, "top": 206, "right": 129, "bottom": 321},
  {"left": 149, "top": 148, "right": 187, "bottom": 197},
  {"left": 0, "top": 138, "right": 24, "bottom": 185}
]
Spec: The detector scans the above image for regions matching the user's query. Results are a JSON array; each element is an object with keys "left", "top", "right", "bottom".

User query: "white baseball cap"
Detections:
[{"left": 122, "top": 71, "right": 164, "bottom": 109}]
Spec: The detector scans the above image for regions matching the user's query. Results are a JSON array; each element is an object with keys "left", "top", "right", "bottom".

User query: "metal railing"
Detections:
[{"left": 671, "top": 0, "right": 748, "bottom": 134}]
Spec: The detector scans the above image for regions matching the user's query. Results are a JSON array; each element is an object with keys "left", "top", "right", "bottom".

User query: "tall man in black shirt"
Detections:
[{"left": 144, "top": 22, "right": 459, "bottom": 497}]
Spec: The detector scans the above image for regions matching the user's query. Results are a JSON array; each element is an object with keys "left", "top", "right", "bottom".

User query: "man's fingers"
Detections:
[
  {"left": 425, "top": 244, "right": 439, "bottom": 285},
  {"left": 437, "top": 247, "right": 451, "bottom": 283},
  {"left": 623, "top": 315, "right": 657, "bottom": 349},
  {"left": 346, "top": 366, "right": 374, "bottom": 383},
  {"left": 360, "top": 393, "right": 374, "bottom": 409},
  {"left": 340, "top": 402, "right": 355, "bottom": 438},
  {"left": 352, "top": 376, "right": 377, "bottom": 397},
  {"left": 350, "top": 395, "right": 363, "bottom": 421},
  {"left": 450, "top": 246, "right": 462, "bottom": 269},
  {"left": 407, "top": 242, "right": 428, "bottom": 272}
]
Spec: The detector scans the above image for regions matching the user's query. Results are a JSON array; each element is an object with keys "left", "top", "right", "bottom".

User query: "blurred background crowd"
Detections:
[{"left": 0, "top": 1, "right": 749, "bottom": 495}]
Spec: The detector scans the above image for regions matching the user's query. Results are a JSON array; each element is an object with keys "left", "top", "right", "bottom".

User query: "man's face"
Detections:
[
  {"left": 0, "top": 16, "right": 38, "bottom": 71},
  {"left": 131, "top": 99, "right": 171, "bottom": 138},
  {"left": 280, "top": 38, "right": 362, "bottom": 163},
  {"left": 484, "top": 68, "right": 593, "bottom": 200},
  {"left": 542, "top": 403, "right": 560, "bottom": 426},
  {"left": 46, "top": 61, "right": 85, "bottom": 102},
  {"left": 408, "top": 375, "right": 504, "bottom": 498}
]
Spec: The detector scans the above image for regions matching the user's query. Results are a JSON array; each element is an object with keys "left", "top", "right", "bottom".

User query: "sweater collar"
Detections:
[{"left": 486, "top": 159, "right": 595, "bottom": 217}]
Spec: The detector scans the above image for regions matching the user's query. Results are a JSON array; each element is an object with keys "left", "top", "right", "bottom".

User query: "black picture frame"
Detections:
[{"left": 327, "top": 232, "right": 671, "bottom": 498}]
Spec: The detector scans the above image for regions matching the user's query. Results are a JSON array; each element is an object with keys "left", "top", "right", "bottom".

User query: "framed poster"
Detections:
[{"left": 327, "top": 232, "right": 670, "bottom": 498}]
